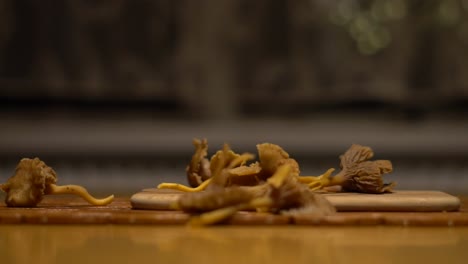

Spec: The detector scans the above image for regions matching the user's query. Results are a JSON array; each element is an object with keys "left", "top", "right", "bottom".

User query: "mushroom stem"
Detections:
[
  {"left": 304, "top": 170, "right": 350, "bottom": 191},
  {"left": 328, "top": 170, "right": 348, "bottom": 186},
  {"left": 46, "top": 184, "right": 114, "bottom": 206},
  {"left": 188, "top": 205, "right": 240, "bottom": 226},
  {"left": 188, "top": 196, "right": 273, "bottom": 226},
  {"left": 228, "top": 153, "right": 255, "bottom": 169},
  {"left": 267, "top": 165, "right": 291, "bottom": 188},
  {"left": 297, "top": 168, "right": 335, "bottom": 184},
  {"left": 158, "top": 178, "right": 213, "bottom": 192}
]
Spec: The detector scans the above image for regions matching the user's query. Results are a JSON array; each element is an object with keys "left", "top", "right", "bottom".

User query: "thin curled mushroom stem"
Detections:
[
  {"left": 297, "top": 168, "right": 335, "bottom": 184},
  {"left": 297, "top": 168, "right": 337, "bottom": 190},
  {"left": 188, "top": 196, "right": 273, "bottom": 226},
  {"left": 45, "top": 184, "right": 114, "bottom": 206},
  {"left": 188, "top": 205, "right": 240, "bottom": 226},
  {"left": 158, "top": 178, "right": 213, "bottom": 192},
  {"left": 307, "top": 173, "right": 336, "bottom": 191}
]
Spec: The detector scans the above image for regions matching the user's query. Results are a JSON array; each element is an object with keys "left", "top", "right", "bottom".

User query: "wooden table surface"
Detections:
[
  {"left": 1, "top": 225, "right": 468, "bottom": 264},
  {"left": 1, "top": 195, "right": 467, "bottom": 226},
  {"left": 1, "top": 196, "right": 468, "bottom": 264}
]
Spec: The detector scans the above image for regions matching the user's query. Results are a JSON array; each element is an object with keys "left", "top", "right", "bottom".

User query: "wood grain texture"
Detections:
[{"left": 0, "top": 193, "right": 467, "bottom": 226}]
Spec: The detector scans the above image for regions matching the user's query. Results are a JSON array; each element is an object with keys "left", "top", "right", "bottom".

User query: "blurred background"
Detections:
[{"left": 0, "top": 0, "right": 467, "bottom": 196}]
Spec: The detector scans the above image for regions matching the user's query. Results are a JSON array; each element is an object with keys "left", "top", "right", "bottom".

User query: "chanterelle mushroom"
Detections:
[
  {"left": 175, "top": 164, "right": 335, "bottom": 226},
  {"left": 257, "top": 143, "right": 301, "bottom": 178},
  {"left": 158, "top": 139, "right": 334, "bottom": 192},
  {"left": 304, "top": 144, "right": 394, "bottom": 193},
  {"left": 186, "top": 138, "right": 211, "bottom": 187},
  {"left": 0, "top": 158, "right": 114, "bottom": 207},
  {"left": 159, "top": 141, "right": 254, "bottom": 192}
]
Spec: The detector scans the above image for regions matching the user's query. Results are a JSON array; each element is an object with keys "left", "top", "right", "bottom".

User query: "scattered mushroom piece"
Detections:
[
  {"left": 176, "top": 165, "right": 335, "bottom": 226},
  {"left": 186, "top": 138, "right": 211, "bottom": 187},
  {"left": 265, "top": 165, "right": 336, "bottom": 216},
  {"left": 257, "top": 143, "right": 301, "bottom": 178},
  {"left": 175, "top": 186, "right": 260, "bottom": 213},
  {"left": 185, "top": 139, "right": 246, "bottom": 188},
  {"left": 0, "top": 158, "right": 114, "bottom": 207},
  {"left": 305, "top": 144, "right": 395, "bottom": 193},
  {"left": 227, "top": 162, "right": 263, "bottom": 186},
  {"left": 208, "top": 144, "right": 255, "bottom": 188},
  {"left": 159, "top": 142, "right": 255, "bottom": 191},
  {"left": 172, "top": 150, "right": 267, "bottom": 225},
  {"left": 209, "top": 144, "right": 245, "bottom": 178}
]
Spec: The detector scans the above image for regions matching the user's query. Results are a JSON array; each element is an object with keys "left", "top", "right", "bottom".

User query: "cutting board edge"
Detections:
[{"left": 130, "top": 189, "right": 461, "bottom": 212}]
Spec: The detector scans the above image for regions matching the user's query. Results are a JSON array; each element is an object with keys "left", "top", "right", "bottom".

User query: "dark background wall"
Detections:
[{"left": 0, "top": 0, "right": 467, "bottom": 195}]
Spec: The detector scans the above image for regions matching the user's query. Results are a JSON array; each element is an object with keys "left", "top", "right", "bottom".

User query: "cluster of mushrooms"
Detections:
[
  {"left": 0, "top": 139, "right": 394, "bottom": 226},
  {"left": 157, "top": 139, "right": 394, "bottom": 225}
]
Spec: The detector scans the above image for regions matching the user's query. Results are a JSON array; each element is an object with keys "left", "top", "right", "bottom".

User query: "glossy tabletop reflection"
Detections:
[{"left": 1, "top": 225, "right": 467, "bottom": 264}]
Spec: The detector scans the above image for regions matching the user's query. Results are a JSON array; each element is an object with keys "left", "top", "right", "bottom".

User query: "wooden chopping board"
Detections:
[{"left": 131, "top": 189, "right": 461, "bottom": 212}]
